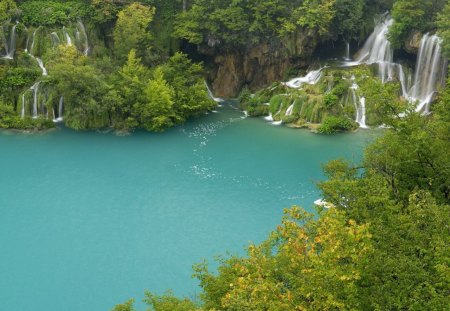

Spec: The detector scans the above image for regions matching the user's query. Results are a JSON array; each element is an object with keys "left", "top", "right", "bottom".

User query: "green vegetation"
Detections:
[
  {"left": 389, "top": 0, "right": 447, "bottom": 49},
  {"left": 0, "top": 1, "right": 215, "bottom": 132},
  {"left": 112, "top": 73, "right": 450, "bottom": 311}
]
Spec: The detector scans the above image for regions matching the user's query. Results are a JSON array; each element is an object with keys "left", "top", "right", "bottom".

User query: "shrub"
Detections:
[{"left": 318, "top": 116, "right": 357, "bottom": 134}]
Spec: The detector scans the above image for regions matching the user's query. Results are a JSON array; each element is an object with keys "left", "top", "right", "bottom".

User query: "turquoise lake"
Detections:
[{"left": 0, "top": 104, "right": 376, "bottom": 310}]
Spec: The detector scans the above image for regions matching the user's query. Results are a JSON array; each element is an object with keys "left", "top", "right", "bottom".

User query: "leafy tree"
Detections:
[
  {"left": 113, "top": 2, "right": 155, "bottom": 62},
  {"left": 0, "top": 0, "right": 16, "bottom": 22},
  {"left": 437, "top": 1, "right": 450, "bottom": 58},
  {"left": 194, "top": 206, "right": 372, "bottom": 310},
  {"left": 160, "top": 52, "right": 215, "bottom": 120},
  {"left": 136, "top": 67, "right": 176, "bottom": 131}
]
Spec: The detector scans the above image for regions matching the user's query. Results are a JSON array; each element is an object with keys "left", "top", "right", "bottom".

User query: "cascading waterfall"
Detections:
[
  {"left": 408, "top": 34, "right": 448, "bottom": 113},
  {"left": 356, "top": 16, "right": 447, "bottom": 113},
  {"left": 349, "top": 79, "right": 368, "bottom": 128},
  {"left": 284, "top": 69, "right": 322, "bottom": 89},
  {"left": 357, "top": 17, "right": 397, "bottom": 83}
]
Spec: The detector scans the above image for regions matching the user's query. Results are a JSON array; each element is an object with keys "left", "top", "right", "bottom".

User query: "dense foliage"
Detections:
[
  {"left": 389, "top": 0, "right": 447, "bottom": 49},
  {"left": 113, "top": 73, "right": 450, "bottom": 311}
]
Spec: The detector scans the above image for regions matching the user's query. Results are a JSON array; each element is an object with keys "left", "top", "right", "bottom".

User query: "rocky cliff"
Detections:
[{"left": 201, "top": 30, "right": 319, "bottom": 98}]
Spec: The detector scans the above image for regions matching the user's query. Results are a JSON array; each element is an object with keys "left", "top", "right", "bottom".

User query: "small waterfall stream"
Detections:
[
  {"left": 205, "top": 82, "right": 224, "bottom": 103},
  {"left": 31, "top": 82, "right": 40, "bottom": 118},
  {"left": 285, "top": 102, "right": 295, "bottom": 116},
  {"left": 284, "top": 69, "right": 322, "bottom": 89}
]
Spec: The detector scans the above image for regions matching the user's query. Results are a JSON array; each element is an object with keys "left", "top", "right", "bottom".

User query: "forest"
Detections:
[{"left": 1, "top": 0, "right": 449, "bottom": 310}]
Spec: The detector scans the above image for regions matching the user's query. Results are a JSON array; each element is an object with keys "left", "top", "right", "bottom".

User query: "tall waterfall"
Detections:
[
  {"left": 408, "top": 34, "right": 448, "bottom": 113},
  {"left": 1, "top": 21, "right": 18, "bottom": 59},
  {"left": 76, "top": 20, "right": 89, "bottom": 55}
]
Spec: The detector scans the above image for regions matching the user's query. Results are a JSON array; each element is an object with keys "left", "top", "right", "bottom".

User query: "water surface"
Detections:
[{"left": 0, "top": 104, "right": 375, "bottom": 310}]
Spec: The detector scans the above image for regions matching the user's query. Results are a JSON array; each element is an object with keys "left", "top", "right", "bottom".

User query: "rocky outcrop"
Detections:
[
  {"left": 202, "top": 30, "right": 319, "bottom": 98},
  {"left": 405, "top": 30, "right": 423, "bottom": 54}
]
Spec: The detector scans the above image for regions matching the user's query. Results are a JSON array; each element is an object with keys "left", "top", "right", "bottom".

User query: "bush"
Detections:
[
  {"left": 324, "top": 93, "right": 338, "bottom": 108},
  {"left": 317, "top": 116, "right": 357, "bottom": 134}
]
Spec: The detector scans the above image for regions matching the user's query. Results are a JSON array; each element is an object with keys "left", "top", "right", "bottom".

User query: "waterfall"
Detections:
[
  {"left": 35, "top": 57, "right": 48, "bottom": 76},
  {"left": 76, "top": 20, "right": 89, "bottom": 55},
  {"left": 408, "top": 34, "right": 448, "bottom": 113},
  {"left": 31, "top": 82, "right": 40, "bottom": 118},
  {"left": 21, "top": 94, "right": 25, "bottom": 119},
  {"left": 349, "top": 81, "right": 368, "bottom": 128},
  {"left": 285, "top": 103, "right": 295, "bottom": 116},
  {"left": 397, "top": 64, "right": 409, "bottom": 97},
  {"left": 284, "top": 69, "right": 322, "bottom": 89},
  {"left": 356, "top": 17, "right": 396, "bottom": 83},
  {"left": 51, "top": 32, "right": 60, "bottom": 47},
  {"left": 57, "top": 96, "right": 64, "bottom": 121},
  {"left": 30, "top": 28, "right": 39, "bottom": 55},
  {"left": 2, "top": 22, "right": 18, "bottom": 59},
  {"left": 205, "top": 82, "right": 224, "bottom": 103},
  {"left": 63, "top": 27, "right": 73, "bottom": 46}
]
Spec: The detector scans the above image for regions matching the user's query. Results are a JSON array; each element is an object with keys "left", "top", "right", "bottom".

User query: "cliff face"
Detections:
[{"left": 201, "top": 30, "right": 319, "bottom": 98}]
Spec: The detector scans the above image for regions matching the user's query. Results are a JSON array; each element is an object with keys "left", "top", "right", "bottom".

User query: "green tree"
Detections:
[
  {"left": 136, "top": 67, "right": 176, "bottom": 131},
  {"left": 113, "top": 2, "right": 155, "bottom": 62}
]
